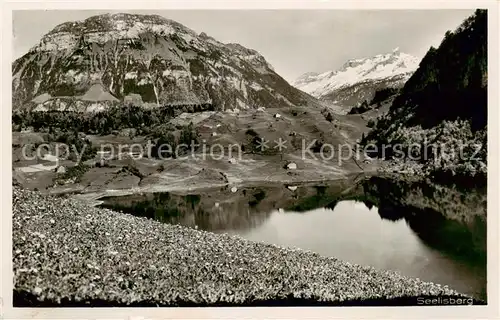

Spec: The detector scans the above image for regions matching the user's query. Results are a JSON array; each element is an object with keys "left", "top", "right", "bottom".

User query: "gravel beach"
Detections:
[{"left": 12, "top": 186, "right": 482, "bottom": 306}]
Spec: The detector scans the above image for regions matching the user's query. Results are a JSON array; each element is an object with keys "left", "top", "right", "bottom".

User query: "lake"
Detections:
[{"left": 98, "top": 175, "right": 487, "bottom": 301}]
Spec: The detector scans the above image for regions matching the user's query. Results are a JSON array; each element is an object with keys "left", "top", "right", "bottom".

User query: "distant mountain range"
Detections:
[
  {"left": 293, "top": 48, "right": 420, "bottom": 110},
  {"left": 12, "top": 13, "right": 322, "bottom": 112}
]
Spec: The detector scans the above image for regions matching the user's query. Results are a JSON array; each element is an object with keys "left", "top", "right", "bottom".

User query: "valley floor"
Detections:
[
  {"left": 13, "top": 185, "right": 480, "bottom": 306},
  {"left": 13, "top": 150, "right": 382, "bottom": 203},
  {"left": 12, "top": 105, "right": 382, "bottom": 200}
]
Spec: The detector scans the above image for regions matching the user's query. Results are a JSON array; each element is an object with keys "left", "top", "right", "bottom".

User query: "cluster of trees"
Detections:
[
  {"left": 48, "top": 130, "right": 98, "bottom": 162},
  {"left": 245, "top": 129, "right": 263, "bottom": 154},
  {"left": 149, "top": 122, "right": 200, "bottom": 159},
  {"left": 348, "top": 88, "right": 398, "bottom": 115},
  {"left": 54, "top": 162, "right": 90, "bottom": 185},
  {"left": 12, "top": 105, "right": 175, "bottom": 135},
  {"left": 348, "top": 100, "right": 370, "bottom": 115},
  {"left": 369, "top": 88, "right": 399, "bottom": 106},
  {"left": 13, "top": 102, "right": 216, "bottom": 136},
  {"left": 13, "top": 104, "right": 202, "bottom": 160},
  {"left": 396, "top": 120, "right": 484, "bottom": 176}
]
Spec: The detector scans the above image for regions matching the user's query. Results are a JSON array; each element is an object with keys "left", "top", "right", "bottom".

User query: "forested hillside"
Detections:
[{"left": 363, "top": 9, "right": 487, "bottom": 183}]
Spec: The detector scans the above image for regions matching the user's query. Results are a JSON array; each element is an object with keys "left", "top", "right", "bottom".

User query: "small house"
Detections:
[
  {"left": 286, "top": 162, "right": 297, "bottom": 170},
  {"left": 55, "top": 166, "right": 66, "bottom": 174}
]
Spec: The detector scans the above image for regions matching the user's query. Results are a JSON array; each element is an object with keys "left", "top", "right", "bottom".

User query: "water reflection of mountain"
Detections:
[
  {"left": 100, "top": 188, "right": 270, "bottom": 232},
  {"left": 98, "top": 179, "right": 354, "bottom": 233},
  {"left": 341, "top": 176, "right": 487, "bottom": 271}
]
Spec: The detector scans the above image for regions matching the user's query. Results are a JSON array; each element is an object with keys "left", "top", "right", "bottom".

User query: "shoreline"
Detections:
[{"left": 73, "top": 174, "right": 369, "bottom": 206}]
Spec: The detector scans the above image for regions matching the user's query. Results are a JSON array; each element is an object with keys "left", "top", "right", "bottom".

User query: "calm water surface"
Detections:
[{"left": 99, "top": 176, "right": 487, "bottom": 300}]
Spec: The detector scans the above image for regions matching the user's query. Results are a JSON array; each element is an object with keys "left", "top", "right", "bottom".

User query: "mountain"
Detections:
[
  {"left": 364, "top": 9, "right": 487, "bottom": 182},
  {"left": 12, "top": 13, "right": 321, "bottom": 111},
  {"left": 293, "top": 48, "right": 420, "bottom": 109}
]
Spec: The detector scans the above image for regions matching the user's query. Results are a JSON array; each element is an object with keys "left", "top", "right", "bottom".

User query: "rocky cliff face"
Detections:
[
  {"left": 13, "top": 13, "right": 319, "bottom": 111},
  {"left": 293, "top": 48, "right": 420, "bottom": 109}
]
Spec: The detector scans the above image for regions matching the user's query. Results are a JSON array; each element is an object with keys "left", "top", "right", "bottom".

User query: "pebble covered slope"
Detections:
[{"left": 13, "top": 186, "right": 478, "bottom": 306}]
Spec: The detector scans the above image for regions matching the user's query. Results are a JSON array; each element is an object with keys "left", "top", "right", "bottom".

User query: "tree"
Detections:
[
  {"left": 325, "top": 112, "right": 334, "bottom": 123},
  {"left": 180, "top": 122, "right": 198, "bottom": 146},
  {"left": 154, "top": 132, "right": 176, "bottom": 158}
]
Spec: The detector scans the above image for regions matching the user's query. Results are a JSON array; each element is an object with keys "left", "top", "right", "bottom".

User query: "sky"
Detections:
[{"left": 12, "top": 9, "right": 475, "bottom": 82}]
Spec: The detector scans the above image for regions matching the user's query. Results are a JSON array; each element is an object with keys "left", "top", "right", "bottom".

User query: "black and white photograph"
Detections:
[{"left": 3, "top": 1, "right": 499, "bottom": 316}]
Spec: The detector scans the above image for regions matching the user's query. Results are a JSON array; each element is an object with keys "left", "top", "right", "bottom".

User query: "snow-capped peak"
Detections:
[{"left": 293, "top": 49, "right": 420, "bottom": 98}]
